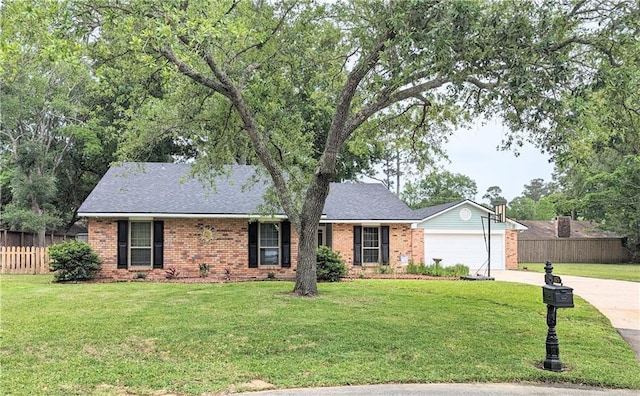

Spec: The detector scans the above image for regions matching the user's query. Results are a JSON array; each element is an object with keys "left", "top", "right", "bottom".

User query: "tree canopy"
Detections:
[
  {"left": 76, "top": 0, "right": 638, "bottom": 292},
  {"left": 2, "top": 0, "right": 636, "bottom": 283},
  {"left": 551, "top": 32, "right": 640, "bottom": 260},
  {"left": 403, "top": 170, "right": 477, "bottom": 209}
]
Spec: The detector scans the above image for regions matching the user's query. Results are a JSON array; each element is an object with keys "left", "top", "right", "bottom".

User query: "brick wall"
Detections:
[
  {"left": 331, "top": 223, "right": 422, "bottom": 272},
  {"left": 88, "top": 218, "right": 423, "bottom": 280},
  {"left": 505, "top": 229, "right": 518, "bottom": 269},
  {"left": 88, "top": 218, "right": 299, "bottom": 281}
]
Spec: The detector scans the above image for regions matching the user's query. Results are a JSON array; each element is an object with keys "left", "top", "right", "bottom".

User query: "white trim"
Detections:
[
  {"left": 423, "top": 229, "right": 506, "bottom": 235},
  {"left": 320, "top": 219, "right": 417, "bottom": 224},
  {"left": 416, "top": 199, "right": 527, "bottom": 230},
  {"left": 79, "top": 212, "right": 290, "bottom": 219},
  {"left": 129, "top": 220, "right": 153, "bottom": 268},
  {"left": 79, "top": 212, "right": 329, "bottom": 220},
  {"left": 258, "top": 222, "right": 280, "bottom": 267}
]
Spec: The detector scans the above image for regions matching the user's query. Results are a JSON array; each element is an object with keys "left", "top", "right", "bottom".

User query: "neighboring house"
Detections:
[
  {"left": 78, "top": 162, "right": 423, "bottom": 280},
  {"left": 518, "top": 217, "right": 631, "bottom": 263},
  {"left": 414, "top": 200, "right": 527, "bottom": 271}
]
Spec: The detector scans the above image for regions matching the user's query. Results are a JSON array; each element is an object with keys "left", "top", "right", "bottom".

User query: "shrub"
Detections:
[
  {"left": 404, "top": 261, "right": 469, "bottom": 277},
  {"left": 316, "top": 246, "right": 347, "bottom": 282},
  {"left": 447, "top": 264, "right": 470, "bottom": 277},
  {"left": 377, "top": 265, "right": 394, "bottom": 274},
  {"left": 49, "top": 241, "right": 102, "bottom": 282},
  {"left": 405, "top": 261, "right": 426, "bottom": 275}
]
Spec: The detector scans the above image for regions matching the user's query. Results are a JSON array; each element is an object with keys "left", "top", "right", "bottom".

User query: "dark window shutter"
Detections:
[
  {"left": 353, "top": 226, "right": 362, "bottom": 266},
  {"left": 117, "top": 220, "right": 128, "bottom": 269},
  {"left": 248, "top": 222, "right": 258, "bottom": 268},
  {"left": 153, "top": 221, "right": 164, "bottom": 269},
  {"left": 381, "top": 226, "right": 390, "bottom": 265},
  {"left": 281, "top": 220, "right": 291, "bottom": 268},
  {"left": 325, "top": 223, "right": 333, "bottom": 249}
]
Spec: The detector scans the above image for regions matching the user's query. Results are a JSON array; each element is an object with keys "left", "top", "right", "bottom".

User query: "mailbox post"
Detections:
[{"left": 542, "top": 261, "right": 574, "bottom": 372}]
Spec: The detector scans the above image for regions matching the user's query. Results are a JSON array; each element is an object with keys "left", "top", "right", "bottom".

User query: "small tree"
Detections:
[
  {"left": 49, "top": 241, "right": 102, "bottom": 282},
  {"left": 316, "top": 246, "right": 347, "bottom": 282}
]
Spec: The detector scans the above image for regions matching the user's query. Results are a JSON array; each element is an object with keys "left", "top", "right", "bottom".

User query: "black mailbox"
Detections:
[{"left": 542, "top": 284, "right": 574, "bottom": 308}]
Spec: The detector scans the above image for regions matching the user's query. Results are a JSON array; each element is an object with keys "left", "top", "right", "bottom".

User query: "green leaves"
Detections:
[{"left": 402, "top": 171, "right": 477, "bottom": 209}]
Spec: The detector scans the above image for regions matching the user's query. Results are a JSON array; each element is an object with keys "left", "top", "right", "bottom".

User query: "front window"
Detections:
[
  {"left": 130, "top": 221, "right": 152, "bottom": 267},
  {"left": 362, "top": 227, "right": 380, "bottom": 263},
  {"left": 259, "top": 223, "right": 279, "bottom": 265}
]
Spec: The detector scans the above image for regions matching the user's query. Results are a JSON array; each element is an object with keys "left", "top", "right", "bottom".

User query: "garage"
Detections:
[
  {"left": 423, "top": 232, "right": 505, "bottom": 271},
  {"left": 414, "top": 200, "right": 527, "bottom": 272}
]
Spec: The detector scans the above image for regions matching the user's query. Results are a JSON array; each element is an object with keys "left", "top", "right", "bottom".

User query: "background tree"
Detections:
[
  {"left": 402, "top": 170, "right": 477, "bottom": 209},
  {"left": 551, "top": 34, "right": 640, "bottom": 260},
  {"left": 483, "top": 186, "right": 508, "bottom": 208},
  {"left": 80, "top": 0, "right": 636, "bottom": 294},
  {"left": 0, "top": 2, "right": 105, "bottom": 245},
  {"left": 507, "top": 178, "right": 558, "bottom": 220},
  {"left": 521, "top": 178, "right": 555, "bottom": 202},
  {"left": 508, "top": 196, "right": 556, "bottom": 220}
]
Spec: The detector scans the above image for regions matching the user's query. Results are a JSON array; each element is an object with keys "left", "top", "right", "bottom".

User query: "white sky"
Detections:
[{"left": 439, "top": 119, "right": 555, "bottom": 203}]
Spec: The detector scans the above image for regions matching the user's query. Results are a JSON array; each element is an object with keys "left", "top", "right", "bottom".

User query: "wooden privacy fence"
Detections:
[
  {"left": 0, "top": 246, "right": 51, "bottom": 274},
  {"left": 518, "top": 238, "right": 631, "bottom": 263}
]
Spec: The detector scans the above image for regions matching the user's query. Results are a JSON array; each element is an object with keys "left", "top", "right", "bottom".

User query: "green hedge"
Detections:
[{"left": 49, "top": 241, "right": 102, "bottom": 281}]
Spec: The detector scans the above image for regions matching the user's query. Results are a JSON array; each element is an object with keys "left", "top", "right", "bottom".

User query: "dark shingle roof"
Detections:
[
  {"left": 78, "top": 162, "right": 418, "bottom": 221},
  {"left": 324, "top": 183, "right": 417, "bottom": 221},
  {"left": 413, "top": 200, "right": 464, "bottom": 220}
]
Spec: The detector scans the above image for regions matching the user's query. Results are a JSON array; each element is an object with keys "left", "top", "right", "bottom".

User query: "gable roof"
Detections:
[
  {"left": 78, "top": 162, "right": 418, "bottom": 222},
  {"left": 414, "top": 199, "right": 527, "bottom": 230},
  {"left": 413, "top": 200, "right": 464, "bottom": 220}
]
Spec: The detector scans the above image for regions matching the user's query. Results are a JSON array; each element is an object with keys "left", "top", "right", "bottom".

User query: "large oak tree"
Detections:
[{"left": 80, "top": 0, "right": 635, "bottom": 294}]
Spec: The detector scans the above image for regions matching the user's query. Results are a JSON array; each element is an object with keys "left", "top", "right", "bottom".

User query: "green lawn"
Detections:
[
  {"left": 518, "top": 263, "right": 640, "bottom": 282},
  {"left": 1, "top": 275, "right": 639, "bottom": 395}
]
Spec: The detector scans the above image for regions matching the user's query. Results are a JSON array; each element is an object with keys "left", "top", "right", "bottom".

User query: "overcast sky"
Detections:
[{"left": 438, "top": 119, "right": 555, "bottom": 203}]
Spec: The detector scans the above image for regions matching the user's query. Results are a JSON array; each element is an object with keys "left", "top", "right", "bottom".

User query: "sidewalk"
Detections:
[{"left": 236, "top": 383, "right": 640, "bottom": 395}]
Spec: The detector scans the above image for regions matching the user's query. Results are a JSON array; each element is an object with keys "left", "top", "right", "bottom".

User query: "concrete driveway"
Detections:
[{"left": 491, "top": 270, "right": 640, "bottom": 360}]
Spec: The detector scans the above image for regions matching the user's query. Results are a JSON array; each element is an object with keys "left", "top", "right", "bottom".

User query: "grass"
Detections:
[
  {"left": 1, "top": 275, "right": 639, "bottom": 395},
  {"left": 518, "top": 263, "right": 640, "bottom": 282}
]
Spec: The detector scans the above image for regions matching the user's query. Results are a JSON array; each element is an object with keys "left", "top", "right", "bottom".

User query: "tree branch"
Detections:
[
  {"left": 158, "top": 46, "right": 230, "bottom": 95},
  {"left": 345, "top": 77, "right": 449, "bottom": 136}
]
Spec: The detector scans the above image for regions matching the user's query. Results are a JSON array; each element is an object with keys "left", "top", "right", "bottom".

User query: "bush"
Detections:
[
  {"left": 316, "top": 246, "right": 347, "bottom": 282},
  {"left": 49, "top": 241, "right": 102, "bottom": 282},
  {"left": 404, "top": 261, "right": 469, "bottom": 277},
  {"left": 447, "top": 264, "right": 470, "bottom": 277}
]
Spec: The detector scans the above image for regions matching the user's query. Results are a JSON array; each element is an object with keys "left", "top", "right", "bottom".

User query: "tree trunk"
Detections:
[
  {"left": 293, "top": 174, "right": 333, "bottom": 296},
  {"left": 293, "top": 221, "right": 319, "bottom": 296},
  {"left": 36, "top": 228, "right": 46, "bottom": 248},
  {"left": 32, "top": 200, "right": 46, "bottom": 247}
]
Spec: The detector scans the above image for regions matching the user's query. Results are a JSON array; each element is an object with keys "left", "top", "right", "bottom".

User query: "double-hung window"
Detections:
[
  {"left": 259, "top": 222, "right": 280, "bottom": 266},
  {"left": 362, "top": 227, "right": 380, "bottom": 263},
  {"left": 353, "top": 225, "right": 389, "bottom": 266},
  {"left": 117, "top": 220, "right": 163, "bottom": 270},
  {"left": 130, "top": 221, "right": 152, "bottom": 267}
]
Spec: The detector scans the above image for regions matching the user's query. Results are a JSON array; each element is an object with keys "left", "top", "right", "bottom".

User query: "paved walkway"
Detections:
[
  {"left": 236, "top": 271, "right": 640, "bottom": 395},
  {"left": 236, "top": 383, "right": 639, "bottom": 395}
]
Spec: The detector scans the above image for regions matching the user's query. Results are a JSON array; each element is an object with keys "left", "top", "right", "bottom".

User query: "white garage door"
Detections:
[{"left": 424, "top": 233, "right": 505, "bottom": 271}]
